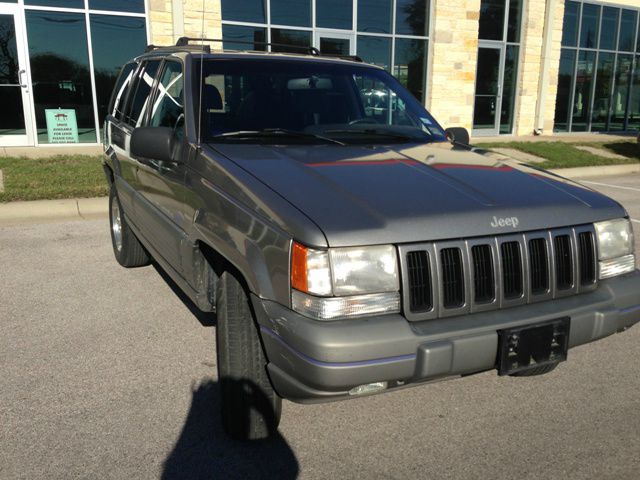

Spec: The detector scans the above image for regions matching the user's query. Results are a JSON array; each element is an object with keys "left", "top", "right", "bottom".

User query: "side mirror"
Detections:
[
  {"left": 130, "top": 127, "right": 178, "bottom": 163},
  {"left": 445, "top": 127, "right": 471, "bottom": 146}
]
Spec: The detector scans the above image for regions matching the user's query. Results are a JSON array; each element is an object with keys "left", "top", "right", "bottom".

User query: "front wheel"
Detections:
[
  {"left": 109, "top": 184, "right": 150, "bottom": 268},
  {"left": 216, "top": 271, "right": 281, "bottom": 440}
]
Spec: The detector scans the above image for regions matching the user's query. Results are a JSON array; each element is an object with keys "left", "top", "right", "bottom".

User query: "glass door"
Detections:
[
  {"left": 0, "top": 3, "right": 34, "bottom": 146},
  {"left": 314, "top": 31, "right": 355, "bottom": 56},
  {"left": 473, "top": 43, "right": 505, "bottom": 136}
]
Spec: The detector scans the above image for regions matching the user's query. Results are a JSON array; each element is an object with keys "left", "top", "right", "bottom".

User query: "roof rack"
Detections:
[
  {"left": 144, "top": 44, "right": 211, "bottom": 54},
  {"left": 171, "top": 37, "right": 363, "bottom": 62}
]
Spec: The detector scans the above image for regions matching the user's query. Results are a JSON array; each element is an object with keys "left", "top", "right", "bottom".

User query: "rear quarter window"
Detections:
[{"left": 108, "top": 62, "right": 137, "bottom": 121}]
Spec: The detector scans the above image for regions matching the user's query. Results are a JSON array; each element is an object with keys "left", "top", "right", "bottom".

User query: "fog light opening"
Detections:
[{"left": 348, "top": 381, "right": 388, "bottom": 396}]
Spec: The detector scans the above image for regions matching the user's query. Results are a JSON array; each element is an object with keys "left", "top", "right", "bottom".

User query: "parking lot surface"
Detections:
[{"left": 1, "top": 174, "right": 639, "bottom": 479}]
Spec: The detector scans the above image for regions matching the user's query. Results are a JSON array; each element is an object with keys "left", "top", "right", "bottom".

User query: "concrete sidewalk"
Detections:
[{"left": 1, "top": 164, "right": 639, "bottom": 226}]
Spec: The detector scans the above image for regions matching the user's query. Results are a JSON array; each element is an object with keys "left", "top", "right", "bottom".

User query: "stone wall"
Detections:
[{"left": 427, "top": 0, "right": 481, "bottom": 131}]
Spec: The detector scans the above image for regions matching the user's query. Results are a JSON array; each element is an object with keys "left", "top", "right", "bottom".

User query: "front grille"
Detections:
[
  {"left": 406, "top": 251, "right": 432, "bottom": 312},
  {"left": 401, "top": 225, "right": 598, "bottom": 321},
  {"left": 578, "top": 232, "right": 596, "bottom": 285},
  {"left": 440, "top": 248, "right": 464, "bottom": 308},
  {"left": 554, "top": 235, "right": 573, "bottom": 290},
  {"left": 471, "top": 245, "right": 494, "bottom": 303},
  {"left": 529, "top": 238, "right": 549, "bottom": 294},
  {"left": 501, "top": 241, "right": 523, "bottom": 299}
]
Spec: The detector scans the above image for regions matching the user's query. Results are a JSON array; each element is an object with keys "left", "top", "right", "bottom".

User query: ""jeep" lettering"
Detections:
[{"left": 490, "top": 216, "right": 519, "bottom": 228}]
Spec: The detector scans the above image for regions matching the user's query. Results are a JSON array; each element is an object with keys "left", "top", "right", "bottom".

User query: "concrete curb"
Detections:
[
  {"left": 0, "top": 163, "right": 638, "bottom": 225},
  {"left": 0, "top": 197, "right": 108, "bottom": 225},
  {"left": 549, "top": 163, "right": 640, "bottom": 179}
]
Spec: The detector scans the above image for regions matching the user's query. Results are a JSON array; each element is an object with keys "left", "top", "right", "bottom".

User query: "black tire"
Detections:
[
  {"left": 510, "top": 363, "right": 558, "bottom": 377},
  {"left": 109, "top": 184, "right": 150, "bottom": 268},
  {"left": 216, "top": 271, "right": 281, "bottom": 440}
]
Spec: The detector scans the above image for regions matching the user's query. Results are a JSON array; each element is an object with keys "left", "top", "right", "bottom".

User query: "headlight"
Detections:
[
  {"left": 594, "top": 218, "right": 636, "bottom": 279},
  {"left": 291, "top": 242, "right": 400, "bottom": 320}
]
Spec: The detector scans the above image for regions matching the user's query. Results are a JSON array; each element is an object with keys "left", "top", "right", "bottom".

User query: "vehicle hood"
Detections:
[{"left": 209, "top": 142, "right": 625, "bottom": 247}]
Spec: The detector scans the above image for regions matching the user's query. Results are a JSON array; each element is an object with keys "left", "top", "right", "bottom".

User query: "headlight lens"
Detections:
[
  {"left": 594, "top": 218, "right": 636, "bottom": 279},
  {"left": 595, "top": 218, "right": 634, "bottom": 260},
  {"left": 330, "top": 245, "right": 399, "bottom": 295},
  {"left": 291, "top": 242, "right": 400, "bottom": 319}
]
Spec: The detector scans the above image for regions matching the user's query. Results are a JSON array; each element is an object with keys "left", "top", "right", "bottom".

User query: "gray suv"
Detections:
[{"left": 103, "top": 38, "right": 640, "bottom": 440}]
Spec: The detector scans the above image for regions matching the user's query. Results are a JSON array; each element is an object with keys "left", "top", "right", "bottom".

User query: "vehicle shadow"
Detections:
[
  {"left": 152, "top": 263, "right": 216, "bottom": 327},
  {"left": 161, "top": 379, "right": 299, "bottom": 480}
]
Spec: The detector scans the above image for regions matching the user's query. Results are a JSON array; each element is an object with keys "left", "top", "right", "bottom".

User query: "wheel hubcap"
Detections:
[{"left": 111, "top": 197, "right": 123, "bottom": 253}]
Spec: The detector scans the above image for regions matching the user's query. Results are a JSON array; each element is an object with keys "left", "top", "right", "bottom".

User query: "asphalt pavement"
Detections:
[{"left": 1, "top": 174, "right": 639, "bottom": 480}]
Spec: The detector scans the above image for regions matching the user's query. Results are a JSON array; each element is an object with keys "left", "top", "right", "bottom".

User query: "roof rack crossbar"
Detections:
[{"left": 175, "top": 36, "right": 323, "bottom": 56}]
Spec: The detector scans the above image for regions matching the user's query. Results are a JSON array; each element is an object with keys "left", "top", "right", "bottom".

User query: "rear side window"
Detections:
[
  {"left": 109, "top": 62, "right": 137, "bottom": 121},
  {"left": 124, "top": 59, "right": 161, "bottom": 127},
  {"left": 150, "top": 61, "right": 184, "bottom": 129}
]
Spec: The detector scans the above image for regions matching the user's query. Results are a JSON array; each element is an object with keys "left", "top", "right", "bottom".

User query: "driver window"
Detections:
[{"left": 150, "top": 61, "right": 184, "bottom": 133}]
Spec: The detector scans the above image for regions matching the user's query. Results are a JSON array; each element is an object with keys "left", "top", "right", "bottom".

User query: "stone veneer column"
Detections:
[
  {"left": 514, "top": 0, "right": 565, "bottom": 136},
  {"left": 427, "top": 0, "right": 481, "bottom": 132},
  {"left": 147, "top": 0, "right": 222, "bottom": 47}
]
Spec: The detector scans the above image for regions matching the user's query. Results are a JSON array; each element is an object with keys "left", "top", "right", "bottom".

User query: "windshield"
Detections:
[{"left": 197, "top": 58, "right": 447, "bottom": 145}]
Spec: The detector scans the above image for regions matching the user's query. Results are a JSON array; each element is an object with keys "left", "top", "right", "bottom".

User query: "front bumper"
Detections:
[{"left": 251, "top": 271, "right": 640, "bottom": 403}]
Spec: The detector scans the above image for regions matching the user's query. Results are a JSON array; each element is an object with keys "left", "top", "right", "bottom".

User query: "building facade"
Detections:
[{"left": 0, "top": 0, "right": 639, "bottom": 148}]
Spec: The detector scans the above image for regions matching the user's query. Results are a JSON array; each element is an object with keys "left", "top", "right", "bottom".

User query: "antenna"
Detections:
[{"left": 196, "top": 0, "right": 206, "bottom": 148}]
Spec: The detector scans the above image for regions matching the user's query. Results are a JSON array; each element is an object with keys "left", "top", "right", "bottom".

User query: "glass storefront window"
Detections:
[
  {"left": 357, "top": 0, "right": 393, "bottom": 34},
  {"left": 357, "top": 36, "right": 391, "bottom": 71},
  {"left": 591, "top": 52, "right": 615, "bottom": 131},
  {"left": 562, "top": 1, "right": 580, "bottom": 47},
  {"left": 395, "top": 0, "right": 429, "bottom": 37},
  {"left": 599, "top": 8, "right": 619, "bottom": 51},
  {"left": 500, "top": 45, "right": 518, "bottom": 133},
  {"left": 270, "top": 0, "right": 310, "bottom": 27},
  {"left": 553, "top": 49, "right": 577, "bottom": 132},
  {"left": 393, "top": 38, "right": 427, "bottom": 102},
  {"left": 571, "top": 50, "right": 596, "bottom": 131},
  {"left": 580, "top": 4, "right": 600, "bottom": 49},
  {"left": 24, "top": 0, "right": 83, "bottom": 8},
  {"left": 221, "top": 0, "right": 266, "bottom": 24},
  {"left": 629, "top": 57, "right": 640, "bottom": 130},
  {"left": 618, "top": 10, "right": 637, "bottom": 53},
  {"left": 479, "top": 0, "right": 506, "bottom": 41},
  {"left": 90, "top": 15, "right": 147, "bottom": 127},
  {"left": 316, "top": 0, "right": 352, "bottom": 30},
  {"left": 89, "top": 1, "right": 145, "bottom": 14},
  {"left": 507, "top": 0, "right": 521, "bottom": 43},
  {"left": 271, "top": 29, "right": 311, "bottom": 53},
  {"left": 222, "top": 24, "right": 267, "bottom": 51},
  {"left": 26, "top": 10, "right": 96, "bottom": 143},
  {"left": 609, "top": 54, "right": 633, "bottom": 131}
]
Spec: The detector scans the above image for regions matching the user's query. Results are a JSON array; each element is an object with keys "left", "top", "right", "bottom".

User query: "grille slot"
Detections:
[
  {"left": 529, "top": 238, "right": 549, "bottom": 295},
  {"left": 471, "top": 245, "right": 494, "bottom": 303},
  {"left": 578, "top": 232, "right": 596, "bottom": 285},
  {"left": 440, "top": 248, "right": 464, "bottom": 308},
  {"left": 501, "top": 241, "right": 523, "bottom": 300},
  {"left": 406, "top": 251, "right": 432, "bottom": 312},
  {"left": 554, "top": 235, "right": 573, "bottom": 290}
]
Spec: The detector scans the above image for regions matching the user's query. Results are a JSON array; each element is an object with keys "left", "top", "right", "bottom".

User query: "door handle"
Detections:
[{"left": 18, "top": 70, "right": 27, "bottom": 88}]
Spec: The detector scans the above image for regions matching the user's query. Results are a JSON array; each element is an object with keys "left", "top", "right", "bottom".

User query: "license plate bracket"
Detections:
[{"left": 497, "top": 318, "right": 570, "bottom": 376}]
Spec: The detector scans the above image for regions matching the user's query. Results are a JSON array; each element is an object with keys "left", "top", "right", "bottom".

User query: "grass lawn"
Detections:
[
  {"left": 0, "top": 155, "right": 107, "bottom": 203},
  {"left": 479, "top": 141, "right": 640, "bottom": 169}
]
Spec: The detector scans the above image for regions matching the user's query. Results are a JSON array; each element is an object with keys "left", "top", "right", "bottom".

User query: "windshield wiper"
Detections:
[{"left": 212, "top": 128, "right": 346, "bottom": 146}]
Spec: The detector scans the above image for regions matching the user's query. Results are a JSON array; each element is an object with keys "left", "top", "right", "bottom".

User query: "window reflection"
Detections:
[
  {"left": 591, "top": 52, "right": 614, "bottom": 132},
  {"left": 618, "top": 10, "right": 637, "bottom": 52},
  {"left": 91, "top": 15, "right": 147, "bottom": 127},
  {"left": 221, "top": 0, "right": 266, "bottom": 24},
  {"left": 562, "top": 1, "right": 579, "bottom": 47},
  {"left": 393, "top": 38, "right": 427, "bottom": 102},
  {"left": 395, "top": 0, "right": 429, "bottom": 36},
  {"left": 610, "top": 55, "right": 633, "bottom": 131},
  {"left": 358, "top": 0, "right": 393, "bottom": 34},
  {"left": 271, "top": 29, "right": 311, "bottom": 53},
  {"left": 222, "top": 24, "right": 266, "bottom": 51},
  {"left": 599, "top": 8, "right": 618, "bottom": 51},
  {"left": 571, "top": 50, "right": 595, "bottom": 131},
  {"left": 316, "top": 0, "right": 352, "bottom": 30},
  {"left": 479, "top": 0, "right": 505, "bottom": 41},
  {"left": 580, "top": 4, "right": 599, "bottom": 49},
  {"left": 553, "top": 49, "right": 576, "bottom": 132},
  {"left": 24, "top": 0, "right": 84, "bottom": 8},
  {"left": 26, "top": 11, "right": 96, "bottom": 143},
  {"left": 357, "top": 36, "right": 391, "bottom": 71},
  {"left": 271, "top": 0, "right": 310, "bottom": 27},
  {"left": 89, "top": 1, "right": 145, "bottom": 13}
]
